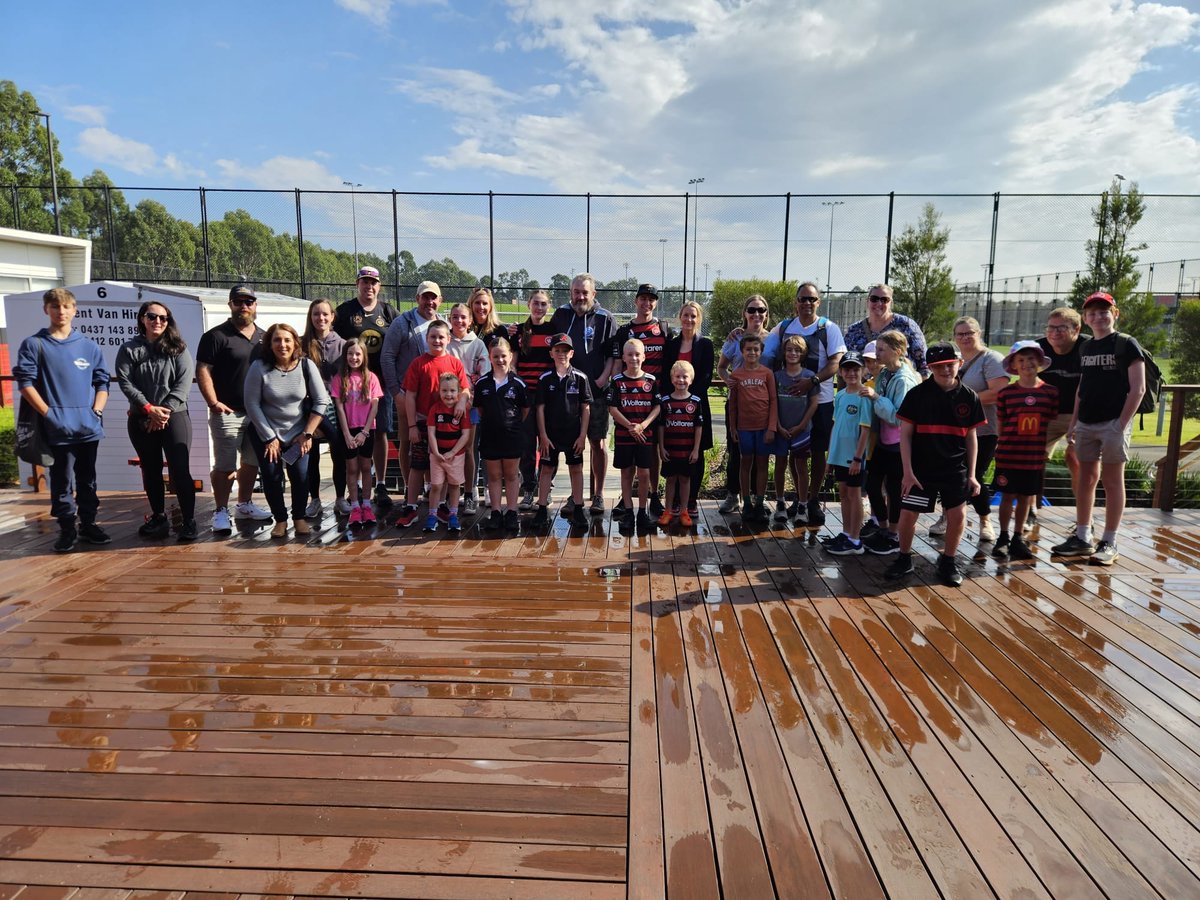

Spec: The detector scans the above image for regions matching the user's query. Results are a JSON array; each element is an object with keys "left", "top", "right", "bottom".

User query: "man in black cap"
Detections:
[
  {"left": 195, "top": 284, "right": 271, "bottom": 534},
  {"left": 606, "top": 283, "right": 673, "bottom": 516},
  {"left": 334, "top": 265, "right": 398, "bottom": 507}
]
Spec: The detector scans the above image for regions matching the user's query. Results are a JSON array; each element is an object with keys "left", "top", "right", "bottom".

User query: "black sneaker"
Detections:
[
  {"left": 1051, "top": 534, "right": 1094, "bottom": 556},
  {"left": 613, "top": 499, "right": 628, "bottom": 516},
  {"left": 531, "top": 505, "right": 550, "bottom": 528},
  {"left": 79, "top": 522, "right": 111, "bottom": 545},
  {"left": 648, "top": 493, "right": 665, "bottom": 518},
  {"left": 396, "top": 505, "right": 419, "bottom": 528},
  {"left": 54, "top": 525, "right": 78, "bottom": 553},
  {"left": 885, "top": 553, "right": 914, "bottom": 579},
  {"left": 860, "top": 519, "right": 882, "bottom": 540},
  {"left": 825, "top": 533, "right": 865, "bottom": 556},
  {"left": 504, "top": 509, "right": 520, "bottom": 530},
  {"left": 571, "top": 505, "right": 589, "bottom": 529},
  {"left": 138, "top": 513, "right": 170, "bottom": 539},
  {"left": 177, "top": 519, "right": 198, "bottom": 542},
  {"left": 937, "top": 554, "right": 965, "bottom": 587},
  {"left": 621, "top": 508, "right": 635, "bottom": 532},
  {"left": 373, "top": 483, "right": 393, "bottom": 509},
  {"left": 636, "top": 509, "right": 652, "bottom": 533},
  {"left": 992, "top": 532, "right": 1011, "bottom": 558},
  {"left": 865, "top": 531, "right": 901, "bottom": 555},
  {"left": 807, "top": 498, "right": 826, "bottom": 526},
  {"left": 1008, "top": 536, "right": 1034, "bottom": 560},
  {"left": 559, "top": 497, "right": 575, "bottom": 519},
  {"left": 1090, "top": 540, "right": 1119, "bottom": 566},
  {"left": 483, "top": 510, "right": 503, "bottom": 530}
]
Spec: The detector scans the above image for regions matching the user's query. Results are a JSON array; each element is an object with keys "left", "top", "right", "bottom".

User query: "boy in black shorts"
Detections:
[
  {"left": 533, "top": 333, "right": 592, "bottom": 529},
  {"left": 886, "top": 342, "right": 984, "bottom": 586},
  {"left": 657, "top": 360, "right": 705, "bottom": 528},
  {"left": 609, "top": 338, "right": 661, "bottom": 533}
]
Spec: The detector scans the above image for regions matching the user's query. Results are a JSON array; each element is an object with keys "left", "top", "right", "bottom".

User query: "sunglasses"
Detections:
[
  {"left": 1045, "top": 325, "right": 1072, "bottom": 334},
  {"left": 143, "top": 313, "right": 169, "bottom": 322},
  {"left": 796, "top": 297, "right": 818, "bottom": 303},
  {"left": 231, "top": 299, "right": 256, "bottom": 307},
  {"left": 868, "top": 296, "right": 891, "bottom": 304},
  {"left": 745, "top": 307, "right": 768, "bottom": 314}
]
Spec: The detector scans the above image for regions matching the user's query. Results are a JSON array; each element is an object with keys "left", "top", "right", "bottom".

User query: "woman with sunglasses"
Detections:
[
  {"left": 662, "top": 301, "right": 715, "bottom": 517},
  {"left": 716, "top": 295, "right": 774, "bottom": 514},
  {"left": 116, "top": 301, "right": 199, "bottom": 542},
  {"left": 844, "top": 283, "right": 928, "bottom": 374}
]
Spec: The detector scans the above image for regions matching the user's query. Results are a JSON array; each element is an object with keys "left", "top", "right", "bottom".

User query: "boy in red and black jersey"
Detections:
[
  {"left": 886, "top": 342, "right": 985, "bottom": 587},
  {"left": 424, "top": 373, "right": 472, "bottom": 533},
  {"left": 657, "top": 361, "right": 704, "bottom": 528},
  {"left": 608, "top": 338, "right": 661, "bottom": 532},
  {"left": 608, "top": 284, "right": 674, "bottom": 517},
  {"left": 993, "top": 341, "right": 1058, "bottom": 560}
]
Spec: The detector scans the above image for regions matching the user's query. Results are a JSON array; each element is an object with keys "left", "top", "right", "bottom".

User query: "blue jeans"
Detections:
[
  {"left": 50, "top": 440, "right": 100, "bottom": 526},
  {"left": 248, "top": 431, "right": 311, "bottom": 522}
]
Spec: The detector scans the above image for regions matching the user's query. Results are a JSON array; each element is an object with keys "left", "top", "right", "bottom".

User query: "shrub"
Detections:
[
  {"left": 0, "top": 407, "right": 16, "bottom": 487},
  {"left": 707, "top": 278, "right": 799, "bottom": 346}
]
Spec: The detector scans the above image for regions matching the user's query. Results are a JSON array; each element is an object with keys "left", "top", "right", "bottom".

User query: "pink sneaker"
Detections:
[
  {"left": 348, "top": 506, "right": 363, "bottom": 526},
  {"left": 360, "top": 506, "right": 377, "bottom": 525}
]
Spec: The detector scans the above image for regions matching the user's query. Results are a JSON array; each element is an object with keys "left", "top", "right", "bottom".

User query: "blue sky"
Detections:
[{"left": 4, "top": 0, "right": 1200, "bottom": 287}]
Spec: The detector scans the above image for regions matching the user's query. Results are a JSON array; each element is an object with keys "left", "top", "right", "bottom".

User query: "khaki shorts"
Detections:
[
  {"left": 430, "top": 452, "right": 466, "bottom": 486},
  {"left": 209, "top": 409, "right": 257, "bottom": 472},
  {"left": 1074, "top": 418, "right": 1131, "bottom": 464},
  {"left": 1044, "top": 413, "right": 1073, "bottom": 456}
]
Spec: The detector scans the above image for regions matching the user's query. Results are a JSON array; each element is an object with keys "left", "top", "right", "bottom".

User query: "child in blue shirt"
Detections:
[{"left": 823, "top": 352, "right": 873, "bottom": 555}]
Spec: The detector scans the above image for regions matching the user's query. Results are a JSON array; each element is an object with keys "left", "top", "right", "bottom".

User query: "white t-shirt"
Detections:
[{"left": 777, "top": 317, "right": 847, "bottom": 404}]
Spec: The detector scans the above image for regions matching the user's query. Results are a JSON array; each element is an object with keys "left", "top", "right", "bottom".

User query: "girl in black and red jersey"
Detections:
[
  {"left": 608, "top": 338, "right": 661, "bottom": 533},
  {"left": 657, "top": 361, "right": 705, "bottom": 529},
  {"left": 474, "top": 337, "right": 531, "bottom": 531}
]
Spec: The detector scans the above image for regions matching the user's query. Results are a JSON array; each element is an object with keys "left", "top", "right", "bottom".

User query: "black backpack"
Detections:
[
  {"left": 1115, "top": 333, "right": 1163, "bottom": 415},
  {"left": 774, "top": 316, "right": 828, "bottom": 372}
]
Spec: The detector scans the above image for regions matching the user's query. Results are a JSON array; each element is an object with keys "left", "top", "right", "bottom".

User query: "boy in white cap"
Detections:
[
  {"left": 1053, "top": 291, "right": 1147, "bottom": 566},
  {"left": 992, "top": 341, "right": 1058, "bottom": 560}
]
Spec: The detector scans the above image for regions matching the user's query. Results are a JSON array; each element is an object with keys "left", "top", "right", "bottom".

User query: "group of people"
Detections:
[{"left": 14, "top": 271, "right": 1146, "bottom": 587}]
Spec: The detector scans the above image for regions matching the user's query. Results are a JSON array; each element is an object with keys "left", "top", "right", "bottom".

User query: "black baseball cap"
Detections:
[
  {"left": 636, "top": 283, "right": 659, "bottom": 298},
  {"left": 839, "top": 351, "right": 865, "bottom": 368},
  {"left": 926, "top": 342, "right": 962, "bottom": 366},
  {"left": 229, "top": 284, "right": 257, "bottom": 302},
  {"left": 549, "top": 333, "right": 573, "bottom": 350}
]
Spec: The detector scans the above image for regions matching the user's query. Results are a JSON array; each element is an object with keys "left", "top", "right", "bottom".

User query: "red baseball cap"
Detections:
[{"left": 1083, "top": 291, "right": 1115, "bottom": 309}]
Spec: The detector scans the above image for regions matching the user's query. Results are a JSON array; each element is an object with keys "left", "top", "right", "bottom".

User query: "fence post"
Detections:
[
  {"left": 982, "top": 192, "right": 999, "bottom": 344},
  {"left": 682, "top": 193, "right": 690, "bottom": 295},
  {"left": 200, "top": 187, "right": 212, "bottom": 287},
  {"left": 294, "top": 189, "right": 306, "bottom": 299},
  {"left": 11, "top": 185, "right": 20, "bottom": 230},
  {"left": 392, "top": 191, "right": 400, "bottom": 302},
  {"left": 585, "top": 193, "right": 591, "bottom": 273},
  {"left": 782, "top": 192, "right": 791, "bottom": 282},
  {"left": 884, "top": 191, "right": 895, "bottom": 282},
  {"left": 488, "top": 190, "right": 495, "bottom": 288},
  {"left": 103, "top": 184, "right": 117, "bottom": 278}
]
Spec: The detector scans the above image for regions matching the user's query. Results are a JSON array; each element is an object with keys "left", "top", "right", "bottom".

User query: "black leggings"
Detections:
[
  {"left": 971, "top": 434, "right": 998, "bottom": 517},
  {"left": 128, "top": 412, "right": 196, "bottom": 521},
  {"left": 866, "top": 443, "right": 903, "bottom": 526},
  {"left": 306, "top": 419, "right": 347, "bottom": 499}
]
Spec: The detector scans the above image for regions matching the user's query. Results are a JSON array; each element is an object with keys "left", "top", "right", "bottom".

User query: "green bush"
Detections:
[
  {"left": 707, "top": 278, "right": 799, "bottom": 346},
  {"left": 0, "top": 406, "right": 16, "bottom": 487}
]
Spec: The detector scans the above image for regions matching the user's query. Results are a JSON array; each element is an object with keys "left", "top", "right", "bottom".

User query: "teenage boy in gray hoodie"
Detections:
[{"left": 14, "top": 288, "right": 110, "bottom": 552}]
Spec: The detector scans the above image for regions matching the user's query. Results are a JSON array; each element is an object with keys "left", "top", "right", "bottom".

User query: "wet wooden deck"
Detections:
[{"left": 1, "top": 490, "right": 1199, "bottom": 898}]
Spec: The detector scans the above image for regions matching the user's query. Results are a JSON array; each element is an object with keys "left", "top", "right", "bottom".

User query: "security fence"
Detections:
[{"left": 4, "top": 184, "right": 1199, "bottom": 342}]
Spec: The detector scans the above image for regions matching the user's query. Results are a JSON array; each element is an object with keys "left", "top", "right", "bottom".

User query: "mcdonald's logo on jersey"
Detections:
[{"left": 1017, "top": 413, "right": 1040, "bottom": 434}]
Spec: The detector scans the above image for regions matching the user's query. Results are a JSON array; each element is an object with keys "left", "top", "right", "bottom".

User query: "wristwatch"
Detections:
[{"left": 302, "top": 432, "right": 313, "bottom": 440}]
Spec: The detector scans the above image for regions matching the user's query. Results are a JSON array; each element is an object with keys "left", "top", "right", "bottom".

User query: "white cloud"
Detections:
[
  {"left": 214, "top": 155, "right": 348, "bottom": 189},
  {"left": 63, "top": 104, "right": 107, "bottom": 126},
  {"left": 810, "top": 156, "right": 888, "bottom": 178},
  {"left": 77, "top": 127, "right": 157, "bottom": 175},
  {"left": 335, "top": 0, "right": 394, "bottom": 27},
  {"left": 162, "top": 153, "right": 206, "bottom": 180}
]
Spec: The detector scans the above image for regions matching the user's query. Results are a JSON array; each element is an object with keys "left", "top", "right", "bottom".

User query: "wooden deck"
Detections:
[{"left": 1, "top": 490, "right": 1199, "bottom": 898}]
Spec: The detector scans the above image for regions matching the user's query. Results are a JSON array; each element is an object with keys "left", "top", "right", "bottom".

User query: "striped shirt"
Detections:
[
  {"left": 608, "top": 372, "right": 659, "bottom": 446},
  {"left": 659, "top": 394, "right": 705, "bottom": 460},
  {"left": 995, "top": 381, "right": 1059, "bottom": 470},
  {"left": 428, "top": 400, "right": 468, "bottom": 454},
  {"left": 612, "top": 318, "right": 674, "bottom": 377}
]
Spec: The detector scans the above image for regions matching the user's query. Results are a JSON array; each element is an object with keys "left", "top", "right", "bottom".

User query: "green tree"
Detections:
[
  {"left": 0, "top": 80, "right": 85, "bottom": 235},
  {"left": 1170, "top": 300, "right": 1200, "bottom": 414},
  {"left": 78, "top": 170, "right": 129, "bottom": 279},
  {"left": 1068, "top": 177, "right": 1146, "bottom": 309},
  {"left": 117, "top": 199, "right": 199, "bottom": 281},
  {"left": 889, "top": 203, "right": 957, "bottom": 338},
  {"left": 417, "top": 257, "right": 478, "bottom": 302}
]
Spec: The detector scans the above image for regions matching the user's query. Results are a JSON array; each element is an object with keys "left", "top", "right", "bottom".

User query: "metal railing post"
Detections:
[
  {"left": 983, "top": 192, "right": 999, "bottom": 344},
  {"left": 200, "top": 187, "right": 212, "bottom": 287},
  {"left": 489, "top": 190, "right": 495, "bottom": 288},
  {"left": 103, "top": 183, "right": 117, "bottom": 278},
  {"left": 585, "top": 193, "right": 591, "bottom": 273},
  {"left": 295, "top": 189, "right": 306, "bottom": 299},
  {"left": 782, "top": 192, "right": 791, "bottom": 282},
  {"left": 392, "top": 190, "right": 400, "bottom": 302},
  {"left": 884, "top": 191, "right": 895, "bottom": 282}
]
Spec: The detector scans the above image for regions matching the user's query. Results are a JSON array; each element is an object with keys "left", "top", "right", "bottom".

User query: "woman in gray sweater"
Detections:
[
  {"left": 115, "top": 300, "right": 198, "bottom": 541},
  {"left": 244, "top": 323, "right": 329, "bottom": 538}
]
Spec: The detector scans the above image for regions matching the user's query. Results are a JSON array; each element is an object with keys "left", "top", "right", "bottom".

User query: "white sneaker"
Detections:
[
  {"left": 235, "top": 500, "right": 273, "bottom": 520},
  {"left": 212, "top": 507, "right": 232, "bottom": 535},
  {"left": 978, "top": 515, "right": 995, "bottom": 542},
  {"left": 305, "top": 498, "right": 323, "bottom": 518},
  {"left": 334, "top": 497, "right": 352, "bottom": 516},
  {"left": 928, "top": 513, "right": 947, "bottom": 536}
]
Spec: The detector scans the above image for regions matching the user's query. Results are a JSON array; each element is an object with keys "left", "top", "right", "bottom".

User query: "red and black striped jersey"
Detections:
[
  {"left": 659, "top": 394, "right": 705, "bottom": 460},
  {"left": 516, "top": 320, "right": 557, "bottom": 390},
  {"left": 612, "top": 318, "right": 674, "bottom": 377},
  {"left": 995, "top": 381, "right": 1059, "bottom": 470},
  {"left": 428, "top": 400, "right": 469, "bottom": 454},
  {"left": 607, "top": 372, "right": 659, "bottom": 445},
  {"left": 897, "top": 380, "right": 986, "bottom": 477}
]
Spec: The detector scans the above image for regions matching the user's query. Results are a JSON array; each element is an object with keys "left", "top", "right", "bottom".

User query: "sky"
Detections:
[{"left": 4, "top": 0, "right": 1200, "bottom": 291}]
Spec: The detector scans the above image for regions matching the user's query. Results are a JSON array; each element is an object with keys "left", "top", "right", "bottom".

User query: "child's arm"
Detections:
[
  {"left": 537, "top": 404, "right": 551, "bottom": 455},
  {"left": 658, "top": 421, "right": 669, "bottom": 463},
  {"left": 427, "top": 421, "right": 443, "bottom": 461},
  {"left": 689, "top": 416, "right": 703, "bottom": 464},
  {"left": 576, "top": 403, "right": 591, "bottom": 455},
  {"left": 726, "top": 375, "right": 738, "bottom": 434},
  {"left": 365, "top": 398, "right": 379, "bottom": 434},
  {"left": 849, "top": 423, "right": 870, "bottom": 476},
  {"left": 448, "top": 422, "right": 472, "bottom": 458},
  {"left": 964, "top": 428, "right": 980, "bottom": 496},
  {"left": 764, "top": 374, "right": 779, "bottom": 443},
  {"left": 899, "top": 419, "right": 921, "bottom": 495},
  {"left": 405, "top": 390, "right": 419, "bottom": 445}
]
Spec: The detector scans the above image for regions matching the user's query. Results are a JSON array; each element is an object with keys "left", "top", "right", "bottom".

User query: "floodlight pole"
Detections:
[
  {"left": 34, "top": 109, "right": 61, "bottom": 236},
  {"left": 659, "top": 238, "right": 667, "bottom": 289},
  {"left": 822, "top": 200, "right": 844, "bottom": 295},
  {"left": 343, "top": 181, "right": 362, "bottom": 269}
]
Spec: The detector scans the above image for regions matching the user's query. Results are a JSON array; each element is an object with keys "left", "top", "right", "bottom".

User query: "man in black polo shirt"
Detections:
[
  {"left": 334, "top": 266, "right": 398, "bottom": 506},
  {"left": 195, "top": 284, "right": 271, "bottom": 535}
]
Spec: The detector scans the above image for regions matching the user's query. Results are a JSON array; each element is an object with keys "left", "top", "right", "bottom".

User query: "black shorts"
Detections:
[
  {"left": 830, "top": 464, "right": 865, "bottom": 488},
  {"left": 541, "top": 439, "right": 584, "bottom": 469},
  {"left": 586, "top": 398, "right": 610, "bottom": 442},
  {"left": 662, "top": 457, "right": 694, "bottom": 477},
  {"left": 901, "top": 474, "right": 969, "bottom": 513},
  {"left": 993, "top": 468, "right": 1044, "bottom": 496},
  {"left": 408, "top": 436, "right": 430, "bottom": 471},
  {"left": 810, "top": 402, "right": 834, "bottom": 455},
  {"left": 347, "top": 427, "right": 377, "bottom": 460},
  {"left": 614, "top": 442, "right": 655, "bottom": 470}
]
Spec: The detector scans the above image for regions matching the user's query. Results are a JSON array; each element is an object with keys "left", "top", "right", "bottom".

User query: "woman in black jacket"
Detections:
[
  {"left": 661, "top": 300, "right": 714, "bottom": 517},
  {"left": 115, "top": 300, "right": 198, "bottom": 541}
]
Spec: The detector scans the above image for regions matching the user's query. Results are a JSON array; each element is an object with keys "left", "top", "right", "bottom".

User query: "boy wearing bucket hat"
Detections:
[
  {"left": 992, "top": 341, "right": 1058, "bottom": 560},
  {"left": 886, "top": 341, "right": 985, "bottom": 586}
]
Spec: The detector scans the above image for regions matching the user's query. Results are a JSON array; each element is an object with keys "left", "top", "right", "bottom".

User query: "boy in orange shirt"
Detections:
[{"left": 726, "top": 333, "right": 778, "bottom": 523}]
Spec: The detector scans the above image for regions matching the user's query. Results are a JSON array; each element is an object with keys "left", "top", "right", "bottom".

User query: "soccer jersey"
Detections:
[
  {"left": 333, "top": 298, "right": 398, "bottom": 374},
  {"left": 473, "top": 373, "right": 531, "bottom": 440},
  {"left": 827, "top": 388, "right": 874, "bottom": 468},
  {"left": 612, "top": 318, "right": 674, "bottom": 378},
  {"left": 516, "top": 320, "right": 558, "bottom": 388},
  {"left": 428, "top": 399, "right": 468, "bottom": 455},
  {"left": 607, "top": 372, "right": 659, "bottom": 445},
  {"left": 897, "top": 379, "right": 986, "bottom": 478},
  {"left": 537, "top": 367, "right": 593, "bottom": 438},
  {"left": 995, "top": 380, "right": 1059, "bottom": 470},
  {"left": 659, "top": 394, "right": 705, "bottom": 461}
]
